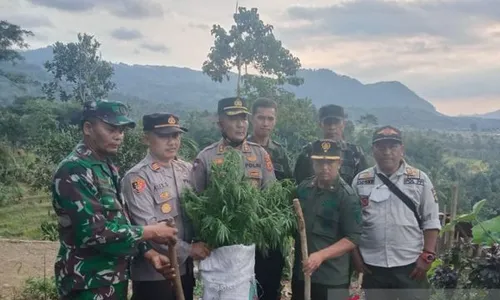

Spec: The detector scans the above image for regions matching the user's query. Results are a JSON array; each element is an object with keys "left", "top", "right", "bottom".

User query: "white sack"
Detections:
[{"left": 198, "top": 244, "right": 257, "bottom": 300}]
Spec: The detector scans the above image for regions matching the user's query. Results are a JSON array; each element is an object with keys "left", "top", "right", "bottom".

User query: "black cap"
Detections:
[
  {"left": 372, "top": 126, "right": 402, "bottom": 144},
  {"left": 319, "top": 104, "right": 345, "bottom": 121},
  {"left": 310, "top": 139, "right": 342, "bottom": 160},
  {"left": 217, "top": 97, "right": 250, "bottom": 116},
  {"left": 143, "top": 113, "right": 188, "bottom": 135},
  {"left": 82, "top": 99, "right": 136, "bottom": 128}
]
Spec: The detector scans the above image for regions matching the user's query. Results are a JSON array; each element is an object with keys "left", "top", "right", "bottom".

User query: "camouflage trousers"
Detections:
[{"left": 61, "top": 281, "right": 128, "bottom": 300}]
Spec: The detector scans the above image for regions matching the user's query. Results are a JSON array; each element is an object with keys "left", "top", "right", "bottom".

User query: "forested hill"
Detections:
[{"left": 2, "top": 46, "right": 500, "bottom": 130}]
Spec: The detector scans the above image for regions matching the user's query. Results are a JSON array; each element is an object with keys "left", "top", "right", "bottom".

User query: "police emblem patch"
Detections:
[
  {"left": 264, "top": 152, "right": 273, "bottom": 171},
  {"left": 168, "top": 116, "right": 176, "bottom": 124},
  {"left": 360, "top": 196, "right": 369, "bottom": 208},
  {"left": 132, "top": 178, "right": 146, "bottom": 193}
]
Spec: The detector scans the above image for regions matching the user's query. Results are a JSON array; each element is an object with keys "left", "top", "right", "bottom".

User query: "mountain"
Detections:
[
  {"left": 472, "top": 110, "right": 500, "bottom": 120},
  {"left": 1, "top": 47, "right": 500, "bottom": 130}
]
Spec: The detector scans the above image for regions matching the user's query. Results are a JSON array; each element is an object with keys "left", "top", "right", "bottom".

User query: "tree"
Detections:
[
  {"left": 202, "top": 6, "right": 302, "bottom": 96},
  {"left": 0, "top": 21, "right": 33, "bottom": 63},
  {"left": 43, "top": 33, "right": 116, "bottom": 103},
  {"left": 357, "top": 114, "right": 378, "bottom": 127}
]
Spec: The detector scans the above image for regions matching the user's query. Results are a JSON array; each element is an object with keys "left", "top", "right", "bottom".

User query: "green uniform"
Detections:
[
  {"left": 51, "top": 100, "right": 149, "bottom": 299},
  {"left": 247, "top": 136, "right": 293, "bottom": 181},
  {"left": 292, "top": 176, "right": 362, "bottom": 286},
  {"left": 294, "top": 141, "right": 368, "bottom": 185}
]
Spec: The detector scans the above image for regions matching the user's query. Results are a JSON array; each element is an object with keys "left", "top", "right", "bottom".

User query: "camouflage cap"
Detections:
[
  {"left": 319, "top": 104, "right": 345, "bottom": 121},
  {"left": 217, "top": 97, "right": 251, "bottom": 116},
  {"left": 82, "top": 100, "right": 136, "bottom": 128},
  {"left": 311, "top": 139, "right": 342, "bottom": 160},
  {"left": 143, "top": 113, "right": 188, "bottom": 135},
  {"left": 372, "top": 125, "right": 403, "bottom": 144}
]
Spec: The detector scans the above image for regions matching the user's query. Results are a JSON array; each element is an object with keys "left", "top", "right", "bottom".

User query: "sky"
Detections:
[{"left": 1, "top": 0, "right": 499, "bottom": 116}]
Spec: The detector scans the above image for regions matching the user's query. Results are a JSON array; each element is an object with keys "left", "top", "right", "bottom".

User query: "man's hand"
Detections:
[
  {"left": 144, "top": 249, "right": 176, "bottom": 281},
  {"left": 144, "top": 222, "right": 178, "bottom": 244},
  {"left": 410, "top": 255, "right": 432, "bottom": 281},
  {"left": 189, "top": 242, "right": 211, "bottom": 260},
  {"left": 303, "top": 251, "right": 325, "bottom": 276},
  {"left": 352, "top": 249, "right": 372, "bottom": 275}
]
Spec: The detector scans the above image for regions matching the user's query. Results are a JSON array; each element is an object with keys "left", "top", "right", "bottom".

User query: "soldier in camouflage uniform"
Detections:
[
  {"left": 51, "top": 100, "right": 178, "bottom": 300},
  {"left": 247, "top": 97, "right": 292, "bottom": 300},
  {"left": 294, "top": 104, "right": 368, "bottom": 185},
  {"left": 122, "top": 113, "right": 211, "bottom": 300}
]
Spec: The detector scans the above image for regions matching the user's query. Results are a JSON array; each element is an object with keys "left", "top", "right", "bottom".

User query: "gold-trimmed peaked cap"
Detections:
[
  {"left": 143, "top": 113, "right": 188, "bottom": 135},
  {"left": 217, "top": 96, "right": 250, "bottom": 116},
  {"left": 372, "top": 125, "right": 402, "bottom": 144},
  {"left": 310, "top": 139, "right": 342, "bottom": 160}
]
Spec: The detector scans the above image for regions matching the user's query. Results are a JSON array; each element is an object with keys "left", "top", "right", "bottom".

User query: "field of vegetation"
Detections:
[{"left": 1, "top": 10, "right": 499, "bottom": 300}]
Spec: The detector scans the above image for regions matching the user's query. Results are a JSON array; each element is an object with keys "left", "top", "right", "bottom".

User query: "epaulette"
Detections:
[
  {"left": 339, "top": 177, "right": 355, "bottom": 195},
  {"left": 271, "top": 140, "right": 282, "bottom": 147}
]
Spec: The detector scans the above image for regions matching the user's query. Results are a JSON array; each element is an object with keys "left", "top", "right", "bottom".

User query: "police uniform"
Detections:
[
  {"left": 292, "top": 139, "right": 362, "bottom": 300},
  {"left": 51, "top": 100, "right": 149, "bottom": 300},
  {"left": 191, "top": 97, "right": 276, "bottom": 194},
  {"left": 294, "top": 104, "right": 368, "bottom": 185},
  {"left": 351, "top": 126, "right": 441, "bottom": 300},
  {"left": 121, "top": 113, "right": 195, "bottom": 300},
  {"left": 247, "top": 136, "right": 292, "bottom": 300}
]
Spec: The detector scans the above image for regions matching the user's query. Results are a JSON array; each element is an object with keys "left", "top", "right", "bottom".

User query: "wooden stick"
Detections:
[
  {"left": 166, "top": 219, "right": 185, "bottom": 300},
  {"left": 293, "top": 198, "right": 310, "bottom": 300}
]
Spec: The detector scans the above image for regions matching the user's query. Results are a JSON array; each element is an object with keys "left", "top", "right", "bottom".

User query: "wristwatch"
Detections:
[{"left": 420, "top": 251, "right": 436, "bottom": 264}]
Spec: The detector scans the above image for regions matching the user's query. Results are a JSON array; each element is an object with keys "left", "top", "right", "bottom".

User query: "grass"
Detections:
[{"left": 0, "top": 195, "right": 53, "bottom": 239}]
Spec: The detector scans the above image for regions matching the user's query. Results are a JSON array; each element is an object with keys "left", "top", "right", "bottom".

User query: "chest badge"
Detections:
[
  {"left": 161, "top": 202, "right": 172, "bottom": 213},
  {"left": 246, "top": 155, "right": 257, "bottom": 162}
]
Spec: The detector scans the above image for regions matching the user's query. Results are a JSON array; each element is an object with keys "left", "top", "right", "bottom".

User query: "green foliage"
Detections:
[
  {"left": 182, "top": 148, "right": 296, "bottom": 253},
  {"left": 202, "top": 6, "right": 302, "bottom": 94},
  {"left": 16, "top": 277, "right": 58, "bottom": 300},
  {"left": 0, "top": 20, "right": 33, "bottom": 62},
  {"left": 43, "top": 33, "right": 115, "bottom": 103}
]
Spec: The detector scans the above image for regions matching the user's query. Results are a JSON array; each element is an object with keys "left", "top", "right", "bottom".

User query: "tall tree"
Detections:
[
  {"left": 202, "top": 6, "right": 303, "bottom": 96},
  {"left": 43, "top": 33, "right": 115, "bottom": 103},
  {"left": 0, "top": 20, "right": 33, "bottom": 63}
]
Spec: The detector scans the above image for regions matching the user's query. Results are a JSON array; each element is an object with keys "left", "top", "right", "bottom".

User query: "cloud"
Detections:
[
  {"left": 187, "top": 22, "right": 210, "bottom": 31},
  {"left": 141, "top": 43, "right": 169, "bottom": 53},
  {"left": 285, "top": 0, "right": 500, "bottom": 43},
  {"left": 110, "top": 27, "right": 143, "bottom": 40},
  {"left": 28, "top": 0, "right": 164, "bottom": 19},
  {"left": 5, "top": 14, "right": 54, "bottom": 29}
]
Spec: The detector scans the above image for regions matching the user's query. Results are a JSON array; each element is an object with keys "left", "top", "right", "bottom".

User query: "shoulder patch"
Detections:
[
  {"left": 132, "top": 177, "right": 146, "bottom": 193},
  {"left": 263, "top": 151, "right": 273, "bottom": 172}
]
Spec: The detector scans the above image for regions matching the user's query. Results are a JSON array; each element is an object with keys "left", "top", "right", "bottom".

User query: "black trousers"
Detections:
[
  {"left": 291, "top": 279, "right": 350, "bottom": 300},
  {"left": 131, "top": 273, "right": 195, "bottom": 300},
  {"left": 255, "top": 248, "right": 285, "bottom": 300},
  {"left": 362, "top": 263, "right": 430, "bottom": 300}
]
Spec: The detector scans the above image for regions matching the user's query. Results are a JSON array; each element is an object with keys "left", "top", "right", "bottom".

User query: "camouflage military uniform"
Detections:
[
  {"left": 294, "top": 141, "right": 367, "bottom": 185},
  {"left": 51, "top": 100, "right": 149, "bottom": 299},
  {"left": 247, "top": 135, "right": 293, "bottom": 181}
]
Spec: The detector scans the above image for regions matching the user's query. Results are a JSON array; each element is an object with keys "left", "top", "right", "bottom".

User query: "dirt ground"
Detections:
[{"left": 0, "top": 239, "right": 58, "bottom": 299}]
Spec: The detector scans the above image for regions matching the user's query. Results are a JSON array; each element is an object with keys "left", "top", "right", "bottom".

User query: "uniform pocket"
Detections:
[
  {"left": 153, "top": 190, "right": 179, "bottom": 221},
  {"left": 312, "top": 211, "right": 339, "bottom": 240}
]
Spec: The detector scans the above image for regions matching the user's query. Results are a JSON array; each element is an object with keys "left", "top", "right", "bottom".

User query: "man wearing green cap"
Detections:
[
  {"left": 51, "top": 100, "right": 179, "bottom": 300},
  {"left": 294, "top": 104, "right": 367, "bottom": 185},
  {"left": 292, "top": 139, "right": 362, "bottom": 300},
  {"left": 351, "top": 125, "right": 440, "bottom": 300},
  {"left": 122, "top": 113, "right": 211, "bottom": 300}
]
